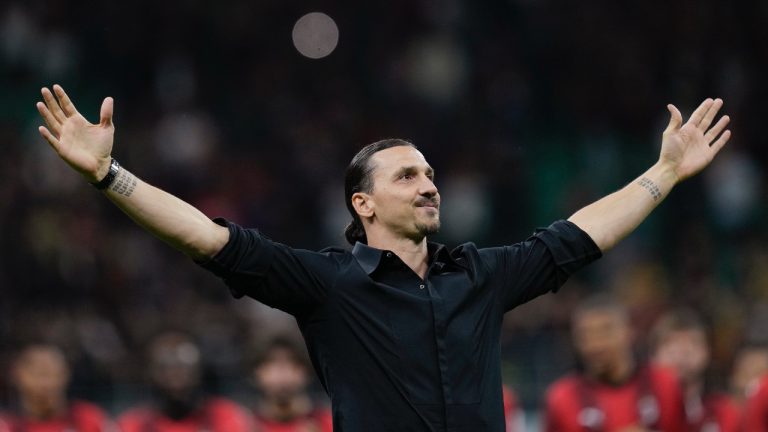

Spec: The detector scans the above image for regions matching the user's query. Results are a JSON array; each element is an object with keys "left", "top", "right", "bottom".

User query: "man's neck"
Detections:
[
  {"left": 258, "top": 395, "right": 313, "bottom": 421},
  {"left": 590, "top": 356, "right": 636, "bottom": 385},
  {"left": 21, "top": 395, "right": 67, "bottom": 420},
  {"left": 367, "top": 234, "right": 430, "bottom": 279}
]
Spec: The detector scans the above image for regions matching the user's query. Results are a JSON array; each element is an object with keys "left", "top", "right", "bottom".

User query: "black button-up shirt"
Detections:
[{"left": 200, "top": 219, "right": 601, "bottom": 431}]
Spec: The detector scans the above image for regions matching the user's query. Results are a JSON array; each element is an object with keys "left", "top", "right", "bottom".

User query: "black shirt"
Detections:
[{"left": 200, "top": 219, "right": 601, "bottom": 431}]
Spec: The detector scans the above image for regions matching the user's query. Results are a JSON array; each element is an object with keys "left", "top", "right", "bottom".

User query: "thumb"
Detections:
[
  {"left": 100, "top": 97, "right": 114, "bottom": 127},
  {"left": 664, "top": 104, "right": 682, "bottom": 133}
]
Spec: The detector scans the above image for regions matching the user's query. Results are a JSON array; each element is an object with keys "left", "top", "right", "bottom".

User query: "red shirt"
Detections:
[
  {"left": 0, "top": 401, "right": 112, "bottom": 432},
  {"left": 744, "top": 375, "right": 768, "bottom": 432},
  {"left": 686, "top": 393, "right": 741, "bottom": 432},
  {"left": 253, "top": 408, "right": 332, "bottom": 432},
  {"left": 544, "top": 365, "right": 686, "bottom": 432},
  {"left": 119, "top": 398, "right": 251, "bottom": 432},
  {"left": 502, "top": 385, "right": 523, "bottom": 432}
]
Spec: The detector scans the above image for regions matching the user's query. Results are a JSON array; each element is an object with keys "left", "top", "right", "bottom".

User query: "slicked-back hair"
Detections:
[{"left": 343, "top": 139, "right": 416, "bottom": 245}]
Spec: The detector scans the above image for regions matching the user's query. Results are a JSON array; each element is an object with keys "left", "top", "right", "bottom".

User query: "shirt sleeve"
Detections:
[
  {"left": 478, "top": 220, "right": 601, "bottom": 311},
  {"left": 197, "top": 218, "right": 335, "bottom": 316}
]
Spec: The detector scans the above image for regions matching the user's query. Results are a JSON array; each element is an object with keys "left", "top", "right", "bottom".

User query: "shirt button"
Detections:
[
  {"left": 419, "top": 284, "right": 425, "bottom": 289},
  {"left": 386, "top": 252, "right": 393, "bottom": 258}
]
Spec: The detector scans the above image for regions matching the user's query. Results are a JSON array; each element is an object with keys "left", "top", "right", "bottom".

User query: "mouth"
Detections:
[{"left": 415, "top": 199, "right": 440, "bottom": 209}]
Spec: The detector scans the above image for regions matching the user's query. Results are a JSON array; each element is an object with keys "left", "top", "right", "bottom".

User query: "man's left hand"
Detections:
[{"left": 659, "top": 98, "right": 731, "bottom": 183}]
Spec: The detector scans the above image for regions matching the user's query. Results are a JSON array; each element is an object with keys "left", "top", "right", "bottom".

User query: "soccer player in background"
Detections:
[
  {"left": 34, "top": 83, "right": 730, "bottom": 431},
  {"left": 0, "top": 343, "right": 113, "bottom": 432},
  {"left": 651, "top": 309, "right": 741, "bottom": 432},
  {"left": 118, "top": 331, "right": 251, "bottom": 432},
  {"left": 743, "top": 368, "right": 768, "bottom": 431},
  {"left": 730, "top": 344, "right": 768, "bottom": 406},
  {"left": 250, "top": 336, "right": 332, "bottom": 431},
  {"left": 544, "top": 295, "right": 686, "bottom": 432}
]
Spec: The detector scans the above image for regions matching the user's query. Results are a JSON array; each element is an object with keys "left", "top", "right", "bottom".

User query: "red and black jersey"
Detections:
[
  {"left": 502, "top": 385, "right": 523, "bottom": 432},
  {"left": 252, "top": 408, "right": 332, "bottom": 432},
  {"left": 0, "top": 401, "right": 113, "bottom": 432},
  {"left": 685, "top": 393, "right": 740, "bottom": 432},
  {"left": 744, "top": 374, "right": 768, "bottom": 432},
  {"left": 118, "top": 398, "right": 251, "bottom": 432},
  {"left": 544, "top": 365, "right": 686, "bottom": 432}
]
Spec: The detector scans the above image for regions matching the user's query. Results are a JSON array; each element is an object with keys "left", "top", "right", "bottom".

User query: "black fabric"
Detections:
[{"left": 198, "top": 219, "right": 601, "bottom": 431}]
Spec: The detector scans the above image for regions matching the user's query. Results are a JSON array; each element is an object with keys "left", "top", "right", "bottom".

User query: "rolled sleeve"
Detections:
[
  {"left": 197, "top": 218, "right": 331, "bottom": 316},
  {"left": 479, "top": 220, "right": 601, "bottom": 311}
]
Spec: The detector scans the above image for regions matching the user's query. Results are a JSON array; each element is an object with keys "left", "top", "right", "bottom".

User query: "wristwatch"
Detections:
[{"left": 91, "top": 158, "right": 120, "bottom": 190}]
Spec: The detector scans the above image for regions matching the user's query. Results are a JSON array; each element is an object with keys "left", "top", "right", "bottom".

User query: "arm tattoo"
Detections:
[
  {"left": 109, "top": 168, "right": 138, "bottom": 197},
  {"left": 637, "top": 177, "right": 662, "bottom": 201}
]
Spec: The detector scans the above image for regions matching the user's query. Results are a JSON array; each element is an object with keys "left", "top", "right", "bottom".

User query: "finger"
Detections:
[
  {"left": 99, "top": 97, "right": 114, "bottom": 127},
  {"left": 38, "top": 126, "right": 61, "bottom": 153},
  {"left": 710, "top": 129, "right": 731, "bottom": 155},
  {"left": 41, "top": 87, "right": 66, "bottom": 123},
  {"left": 687, "top": 98, "right": 713, "bottom": 127},
  {"left": 698, "top": 98, "right": 723, "bottom": 131},
  {"left": 53, "top": 84, "right": 79, "bottom": 117},
  {"left": 664, "top": 104, "right": 683, "bottom": 133},
  {"left": 36, "top": 101, "right": 61, "bottom": 136},
  {"left": 704, "top": 115, "right": 730, "bottom": 143}
]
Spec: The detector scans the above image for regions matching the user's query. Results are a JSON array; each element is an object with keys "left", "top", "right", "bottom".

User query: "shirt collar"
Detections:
[{"left": 351, "top": 241, "right": 462, "bottom": 275}]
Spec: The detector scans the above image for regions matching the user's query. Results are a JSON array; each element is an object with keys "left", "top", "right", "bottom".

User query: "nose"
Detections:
[{"left": 419, "top": 175, "right": 438, "bottom": 197}]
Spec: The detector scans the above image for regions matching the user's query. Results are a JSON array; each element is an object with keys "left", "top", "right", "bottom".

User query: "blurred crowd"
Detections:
[{"left": 2, "top": 0, "right": 768, "bottom": 430}]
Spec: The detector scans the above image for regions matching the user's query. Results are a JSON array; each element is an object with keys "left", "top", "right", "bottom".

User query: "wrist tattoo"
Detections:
[
  {"left": 637, "top": 177, "right": 662, "bottom": 201},
  {"left": 109, "top": 168, "right": 138, "bottom": 197}
]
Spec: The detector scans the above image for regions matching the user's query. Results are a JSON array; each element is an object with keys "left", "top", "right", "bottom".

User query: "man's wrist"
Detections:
[
  {"left": 653, "top": 160, "right": 681, "bottom": 187},
  {"left": 91, "top": 158, "right": 120, "bottom": 190}
]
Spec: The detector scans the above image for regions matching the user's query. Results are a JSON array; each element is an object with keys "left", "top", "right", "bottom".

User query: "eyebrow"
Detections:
[{"left": 392, "top": 165, "right": 435, "bottom": 179}]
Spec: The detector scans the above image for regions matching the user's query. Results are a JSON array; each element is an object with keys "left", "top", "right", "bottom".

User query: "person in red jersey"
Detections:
[
  {"left": 118, "top": 332, "right": 251, "bottom": 432},
  {"left": 651, "top": 309, "right": 741, "bottom": 432},
  {"left": 730, "top": 344, "right": 768, "bottom": 406},
  {"left": 0, "top": 343, "right": 113, "bottom": 432},
  {"left": 743, "top": 373, "right": 768, "bottom": 432},
  {"left": 501, "top": 385, "right": 524, "bottom": 432},
  {"left": 250, "top": 337, "right": 332, "bottom": 432},
  {"left": 544, "top": 295, "right": 686, "bottom": 432}
]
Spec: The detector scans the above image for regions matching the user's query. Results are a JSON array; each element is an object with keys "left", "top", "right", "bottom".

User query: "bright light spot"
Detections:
[{"left": 292, "top": 12, "right": 339, "bottom": 59}]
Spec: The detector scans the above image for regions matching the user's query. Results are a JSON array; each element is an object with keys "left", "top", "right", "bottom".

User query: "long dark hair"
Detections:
[{"left": 344, "top": 139, "right": 415, "bottom": 245}]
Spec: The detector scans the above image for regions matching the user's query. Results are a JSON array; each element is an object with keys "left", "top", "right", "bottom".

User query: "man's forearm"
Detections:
[
  {"left": 567, "top": 162, "right": 679, "bottom": 252},
  {"left": 103, "top": 168, "right": 229, "bottom": 260}
]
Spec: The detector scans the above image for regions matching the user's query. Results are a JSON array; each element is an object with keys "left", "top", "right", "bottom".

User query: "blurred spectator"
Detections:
[
  {"left": 118, "top": 331, "right": 251, "bottom": 432},
  {"left": 743, "top": 372, "right": 768, "bottom": 432},
  {"left": 651, "top": 308, "right": 741, "bottom": 432},
  {"left": 543, "top": 294, "right": 686, "bottom": 432},
  {"left": 0, "top": 343, "right": 112, "bottom": 432},
  {"left": 730, "top": 344, "right": 768, "bottom": 406},
  {"left": 501, "top": 385, "right": 524, "bottom": 432},
  {"left": 249, "top": 336, "right": 331, "bottom": 432}
]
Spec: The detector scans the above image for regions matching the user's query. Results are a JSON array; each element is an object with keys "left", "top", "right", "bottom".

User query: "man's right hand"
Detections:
[{"left": 37, "top": 85, "right": 115, "bottom": 183}]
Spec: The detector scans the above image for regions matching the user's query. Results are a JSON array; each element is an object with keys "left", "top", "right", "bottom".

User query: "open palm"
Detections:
[
  {"left": 660, "top": 98, "right": 731, "bottom": 182},
  {"left": 36, "top": 85, "right": 115, "bottom": 183}
]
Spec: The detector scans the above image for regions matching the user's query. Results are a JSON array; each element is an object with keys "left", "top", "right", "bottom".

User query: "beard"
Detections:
[{"left": 415, "top": 218, "right": 441, "bottom": 237}]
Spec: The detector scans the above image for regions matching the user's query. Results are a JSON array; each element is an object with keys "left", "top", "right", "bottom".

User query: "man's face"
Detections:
[
  {"left": 149, "top": 335, "right": 202, "bottom": 399},
  {"left": 573, "top": 309, "right": 633, "bottom": 379},
  {"left": 12, "top": 346, "right": 70, "bottom": 403},
  {"left": 254, "top": 348, "right": 308, "bottom": 403},
  {"left": 364, "top": 146, "right": 441, "bottom": 241},
  {"left": 653, "top": 329, "right": 709, "bottom": 384}
]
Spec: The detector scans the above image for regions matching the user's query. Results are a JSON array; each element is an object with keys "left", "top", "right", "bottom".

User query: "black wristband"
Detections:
[{"left": 91, "top": 158, "right": 120, "bottom": 190}]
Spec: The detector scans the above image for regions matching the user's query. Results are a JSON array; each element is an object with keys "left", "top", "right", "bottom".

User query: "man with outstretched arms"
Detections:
[{"left": 35, "top": 85, "right": 730, "bottom": 431}]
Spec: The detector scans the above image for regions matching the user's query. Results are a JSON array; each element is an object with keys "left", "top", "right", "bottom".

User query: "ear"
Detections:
[{"left": 351, "top": 192, "right": 374, "bottom": 218}]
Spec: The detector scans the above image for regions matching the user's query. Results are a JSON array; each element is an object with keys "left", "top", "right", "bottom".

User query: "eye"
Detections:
[{"left": 400, "top": 173, "right": 414, "bottom": 181}]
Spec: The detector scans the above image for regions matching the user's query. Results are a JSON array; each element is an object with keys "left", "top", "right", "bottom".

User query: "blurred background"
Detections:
[{"left": 2, "top": 0, "right": 768, "bottom": 428}]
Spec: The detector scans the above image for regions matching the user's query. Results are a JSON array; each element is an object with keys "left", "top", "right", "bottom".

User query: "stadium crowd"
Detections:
[{"left": 2, "top": 0, "right": 768, "bottom": 430}]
